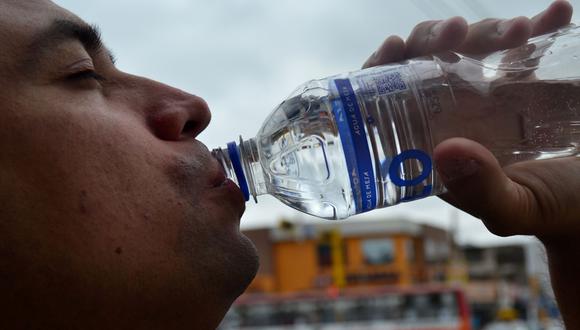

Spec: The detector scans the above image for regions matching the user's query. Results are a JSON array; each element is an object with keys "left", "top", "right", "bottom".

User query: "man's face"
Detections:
[{"left": 0, "top": 0, "right": 257, "bottom": 328}]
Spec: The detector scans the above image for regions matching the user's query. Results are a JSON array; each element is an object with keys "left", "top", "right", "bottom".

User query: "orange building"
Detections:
[{"left": 243, "top": 218, "right": 455, "bottom": 294}]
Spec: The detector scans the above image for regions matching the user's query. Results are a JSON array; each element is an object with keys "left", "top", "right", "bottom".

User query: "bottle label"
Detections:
[
  {"left": 356, "top": 65, "right": 435, "bottom": 205},
  {"left": 332, "top": 66, "right": 437, "bottom": 212},
  {"left": 331, "top": 79, "right": 377, "bottom": 214},
  {"left": 356, "top": 67, "right": 409, "bottom": 97}
]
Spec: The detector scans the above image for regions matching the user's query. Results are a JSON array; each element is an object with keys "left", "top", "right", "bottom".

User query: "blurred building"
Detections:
[
  {"left": 230, "top": 219, "right": 559, "bottom": 329},
  {"left": 243, "top": 218, "right": 456, "bottom": 294},
  {"left": 463, "top": 244, "right": 527, "bottom": 284},
  {"left": 460, "top": 244, "right": 529, "bottom": 327},
  {"left": 461, "top": 242, "right": 560, "bottom": 328}
]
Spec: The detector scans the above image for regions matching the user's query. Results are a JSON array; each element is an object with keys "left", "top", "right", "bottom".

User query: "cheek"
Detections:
[
  {"left": 1, "top": 91, "right": 162, "bottom": 206},
  {"left": 0, "top": 90, "right": 115, "bottom": 167}
]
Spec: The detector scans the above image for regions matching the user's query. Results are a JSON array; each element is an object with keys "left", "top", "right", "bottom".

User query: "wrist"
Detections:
[
  {"left": 538, "top": 234, "right": 580, "bottom": 256},
  {"left": 538, "top": 235, "right": 580, "bottom": 330}
]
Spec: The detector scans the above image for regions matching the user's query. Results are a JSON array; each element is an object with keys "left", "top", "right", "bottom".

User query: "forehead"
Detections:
[
  {"left": 0, "top": 0, "right": 77, "bottom": 26},
  {"left": 0, "top": 0, "right": 83, "bottom": 69}
]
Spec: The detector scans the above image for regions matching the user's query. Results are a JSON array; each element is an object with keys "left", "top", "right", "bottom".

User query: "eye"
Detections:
[{"left": 68, "top": 69, "right": 106, "bottom": 82}]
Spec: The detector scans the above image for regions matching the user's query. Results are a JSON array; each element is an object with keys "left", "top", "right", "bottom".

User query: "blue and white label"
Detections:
[
  {"left": 373, "top": 70, "right": 407, "bottom": 95},
  {"left": 331, "top": 72, "right": 435, "bottom": 213},
  {"left": 357, "top": 67, "right": 408, "bottom": 98},
  {"left": 331, "top": 79, "right": 377, "bottom": 213}
]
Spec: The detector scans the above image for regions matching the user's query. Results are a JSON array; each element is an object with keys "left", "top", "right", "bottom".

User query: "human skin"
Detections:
[
  {"left": 0, "top": 1, "right": 258, "bottom": 329},
  {"left": 364, "top": 1, "right": 580, "bottom": 328}
]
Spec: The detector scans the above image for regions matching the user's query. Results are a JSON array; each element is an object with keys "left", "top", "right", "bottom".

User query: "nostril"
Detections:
[
  {"left": 182, "top": 120, "right": 197, "bottom": 137},
  {"left": 146, "top": 93, "right": 211, "bottom": 141}
]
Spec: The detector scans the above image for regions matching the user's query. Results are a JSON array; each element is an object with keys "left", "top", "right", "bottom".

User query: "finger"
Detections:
[
  {"left": 531, "top": 0, "right": 573, "bottom": 36},
  {"left": 456, "top": 16, "right": 532, "bottom": 54},
  {"left": 405, "top": 16, "right": 468, "bottom": 58},
  {"left": 437, "top": 191, "right": 460, "bottom": 209},
  {"left": 433, "top": 138, "right": 537, "bottom": 237},
  {"left": 362, "top": 35, "right": 406, "bottom": 69}
]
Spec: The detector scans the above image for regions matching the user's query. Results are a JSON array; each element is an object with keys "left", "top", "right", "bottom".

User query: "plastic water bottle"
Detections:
[{"left": 212, "top": 25, "right": 580, "bottom": 220}]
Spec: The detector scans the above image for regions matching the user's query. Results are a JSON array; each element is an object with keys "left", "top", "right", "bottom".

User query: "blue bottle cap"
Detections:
[{"left": 227, "top": 141, "right": 250, "bottom": 201}]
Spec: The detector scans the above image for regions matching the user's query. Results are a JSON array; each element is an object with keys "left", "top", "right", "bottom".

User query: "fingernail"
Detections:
[
  {"left": 432, "top": 19, "right": 448, "bottom": 36},
  {"left": 498, "top": 19, "right": 514, "bottom": 35},
  {"left": 437, "top": 157, "right": 480, "bottom": 182}
]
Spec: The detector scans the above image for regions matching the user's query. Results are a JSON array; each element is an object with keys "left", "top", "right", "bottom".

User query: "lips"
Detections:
[
  {"left": 210, "top": 163, "right": 228, "bottom": 188},
  {"left": 209, "top": 158, "right": 246, "bottom": 208},
  {"left": 172, "top": 140, "right": 244, "bottom": 204}
]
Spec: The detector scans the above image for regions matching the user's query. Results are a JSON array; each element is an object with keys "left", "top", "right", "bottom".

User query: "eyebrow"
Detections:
[{"left": 23, "top": 19, "right": 116, "bottom": 70}]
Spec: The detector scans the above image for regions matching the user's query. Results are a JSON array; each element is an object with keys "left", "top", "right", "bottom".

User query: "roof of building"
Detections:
[{"left": 255, "top": 218, "right": 448, "bottom": 242}]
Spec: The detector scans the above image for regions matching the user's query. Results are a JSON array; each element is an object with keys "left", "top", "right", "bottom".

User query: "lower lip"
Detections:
[{"left": 215, "top": 179, "right": 247, "bottom": 206}]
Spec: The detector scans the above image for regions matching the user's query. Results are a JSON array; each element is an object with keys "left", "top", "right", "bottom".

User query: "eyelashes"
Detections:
[{"left": 67, "top": 69, "right": 106, "bottom": 82}]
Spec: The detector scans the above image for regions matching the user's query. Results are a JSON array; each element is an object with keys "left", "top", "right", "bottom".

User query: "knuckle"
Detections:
[
  {"left": 410, "top": 20, "right": 442, "bottom": 38},
  {"left": 469, "top": 18, "right": 500, "bottom": 31}
]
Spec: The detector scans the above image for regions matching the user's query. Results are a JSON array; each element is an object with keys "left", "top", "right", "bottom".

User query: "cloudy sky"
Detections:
[{"left": 54, "top": 0, "right": 579, "bottom": 245}]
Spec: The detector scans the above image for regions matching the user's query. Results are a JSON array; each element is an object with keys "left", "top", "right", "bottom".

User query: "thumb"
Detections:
[{"left": 433, "top": 138, "right": 534, "bottom": 237}]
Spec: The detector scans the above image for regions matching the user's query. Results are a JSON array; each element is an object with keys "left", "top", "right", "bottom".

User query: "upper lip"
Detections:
[
  {"left": 184, "top": 139, "right": 228, "bottom": 188},
  {"left": 208, "top": 148, "right": 228, "bottom": 188}
]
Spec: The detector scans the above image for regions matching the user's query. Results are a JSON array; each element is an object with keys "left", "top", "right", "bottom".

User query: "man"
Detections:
[
  {"left": 0, "top": 0, "right": 578, "bottom": 329},
  {"left": 0, "top": 1, "right": 258, "bottom": 329}
]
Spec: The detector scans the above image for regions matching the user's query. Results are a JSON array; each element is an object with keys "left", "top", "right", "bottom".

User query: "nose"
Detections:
[{"left": 140, "top": 79, "right": 211, "bottom": 141}]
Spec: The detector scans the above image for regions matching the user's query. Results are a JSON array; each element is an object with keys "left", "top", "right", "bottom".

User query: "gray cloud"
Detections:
[{"left": 55, "top": 0, "right": 578, "bottom": 245}]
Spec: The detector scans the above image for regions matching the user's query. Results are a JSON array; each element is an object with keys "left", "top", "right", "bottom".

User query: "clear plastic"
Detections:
[{"left": 212, "top": 24, "right": 580, "bottom": 220}]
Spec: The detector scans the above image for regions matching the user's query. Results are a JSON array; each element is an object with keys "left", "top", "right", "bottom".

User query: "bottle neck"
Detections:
[{"left": 211, "top": 137, "right": 267, "bottom": 202}]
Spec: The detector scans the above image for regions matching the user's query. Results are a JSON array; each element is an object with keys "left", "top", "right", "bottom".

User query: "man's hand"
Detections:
[
  {"left": 364, "top": 0, "right": 575, "bottom": 240},
  {"left": 363, "top": 1, "right": 580, "bottom": 327},
  {"left": 363, "top": 1, "right": 572, "bottom": 69}
]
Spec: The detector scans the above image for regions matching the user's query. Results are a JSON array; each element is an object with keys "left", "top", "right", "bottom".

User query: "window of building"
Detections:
[
  {"left": 316, "top": 242, "right": 348, "bottom": 267},
  {"left": 406, "top": 239, "right": 415, "bottom": 262},
  {"left": 317, "top": 243, "right": 332, "bottom": 267},
  {"left": 425, "top": 239, "right": 450, "bottom": 262},
  {"left": 496, "top": 247, "right": 525, "bottom": 265},
  {"left": 464, "top": 248, "right": 484, "bottom": 263},
  {"left": 362, "top": 238, "right": 394, "bottom": 265}
]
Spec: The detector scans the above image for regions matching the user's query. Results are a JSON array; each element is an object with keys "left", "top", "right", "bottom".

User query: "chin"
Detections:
[
  {"left": 180, "top": 210, "right": 259, "bottom": 298},
  {"left": 172, "top": 199, "right": 258, "bottom": 308},
  {"left": 220, "top": 233, "right": 260, "bottom": 300}
]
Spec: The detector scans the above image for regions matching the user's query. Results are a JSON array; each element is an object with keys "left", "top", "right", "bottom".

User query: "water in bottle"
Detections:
[{"left": 212, "top": 25, "right": 580, "bottom": 220}]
